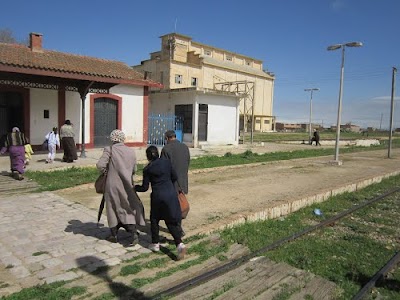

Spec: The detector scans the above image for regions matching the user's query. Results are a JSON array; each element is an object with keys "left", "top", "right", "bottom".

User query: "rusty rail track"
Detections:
[{"left": 153, "top": 187, "right": 400, "bottom": 299}]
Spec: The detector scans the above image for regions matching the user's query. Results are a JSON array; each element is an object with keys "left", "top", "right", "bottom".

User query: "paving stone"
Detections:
[
  {"left": 41, "top": 258, "right": 64, "bottom": 268},
  {"left": 44, "top": 271, "right": 80, "bottom": 284}
]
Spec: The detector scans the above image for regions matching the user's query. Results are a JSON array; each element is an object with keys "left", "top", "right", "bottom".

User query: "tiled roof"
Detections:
[{"left": 0, "top": 42, "right": 161, "bottom": 87}]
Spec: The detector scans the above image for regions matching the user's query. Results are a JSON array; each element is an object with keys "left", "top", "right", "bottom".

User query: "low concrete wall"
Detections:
[
  {"left": 220, "top": 170, "right": 400, "bottom": 231},
  {"left": 285, "top": 139, "right": 380, "bottom": 147}
]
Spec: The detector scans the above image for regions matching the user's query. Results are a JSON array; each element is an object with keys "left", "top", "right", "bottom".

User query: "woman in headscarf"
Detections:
[
  {"left": 135, "top": 145, "right": 186, "bottom": 260},
  {"left": 60, "top": 120, "right": 77, "bottom": 163},
  {"left": 0, "top": 127, "right": 28, "bottom": 180},
  {"left": 96, "top": 129, "right": 145, "bottom": 245}
]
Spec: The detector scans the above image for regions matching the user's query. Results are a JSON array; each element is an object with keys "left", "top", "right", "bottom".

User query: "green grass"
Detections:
[
  {"left": 25, "top": 138, "right": 400, "bottom": 191},
  {"left": 248, "top": 131, "right": 399, "bottom": 142},
  {"left": 1, "top": 281, "right": 86, "bottom": 300},
  {"left": 220, "top": 174, "right": 400, "bottom": 299}
]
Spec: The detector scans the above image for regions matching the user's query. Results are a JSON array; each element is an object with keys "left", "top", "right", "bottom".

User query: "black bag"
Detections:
[
  {"left": 95, "top": 173, "right": 107, "bottom": 194},
  {"left": 42, "top": 139, "right": 48, "bottom": 150},
  {"left": 94, "top": 145, "right": 112, "bottom": 194}
]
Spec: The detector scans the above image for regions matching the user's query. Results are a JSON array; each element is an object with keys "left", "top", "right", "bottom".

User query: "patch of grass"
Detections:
[
  {"left": 129, "top": 238, "right": 230, "bottom": 290},
  {"left": 120, "top": 257, "right": 169, "bottom": 276},
  {"left": 0, "top": 281, "right": 10, "bottom": 289},
  {"left": 220, "top": 174, "right": 400, "bottom": 299},
  {"left": 206, "top": 280, "right": 236, "bottom": 299},
  {"left": 93, "top": 293, "right": 114, "bottom": 300},
  {"left": 2, "top": 281, "right": 86, "bottom": 300},
  {"left": 32, "top": 251, "right": 49, "bottom": 256}
]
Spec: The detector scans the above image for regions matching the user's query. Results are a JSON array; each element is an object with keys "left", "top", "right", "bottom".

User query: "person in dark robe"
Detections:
[
  {"left": 0, "top": 127, "right": 28, "bottom": 180},
  {"left": 161, "top": 130, "right": 190, "bottom": 236},
  {"left": 312, "top": 129, "right": 321, "bottom": 146},
  {"left": 60, "top": 120, "right": 78, "bottom": 163},
  {"left": 135, "top": 145, "right": 187, "bottom": 260}
]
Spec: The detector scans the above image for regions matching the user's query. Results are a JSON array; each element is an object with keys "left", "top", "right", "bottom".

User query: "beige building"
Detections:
[{"left": 133, "top": 33, "right": 275, "bottom": 132}]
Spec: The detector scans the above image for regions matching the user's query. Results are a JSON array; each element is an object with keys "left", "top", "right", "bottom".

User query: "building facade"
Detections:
[
  {"left": 0, "top": 33, "right": 161, "bottom": 151},
  {"left": 132, "top": 33, "right": 275, "bottom": 133}
]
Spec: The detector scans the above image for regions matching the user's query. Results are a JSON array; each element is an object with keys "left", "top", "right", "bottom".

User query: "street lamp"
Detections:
[
  {"left": 304, "top": 88, "right": 319, "bottom": 144},
  {"left": 327, "top": 41, "right": 363, "bottom": 164}
]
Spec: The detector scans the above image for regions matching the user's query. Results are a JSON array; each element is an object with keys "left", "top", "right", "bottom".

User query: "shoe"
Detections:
[
  {"left": 177, "top": 243, "right": 186, "bottom": 261},
  {"left": 131, "top": 233, "right": 139, "bottom": 246},
  {"left": 106, "top": 235, "right": 118, "bottom": 243},
  {"left": 149, "top": 243, "right": 160, "bottom": 252},
  {"left": 181, "top": 229, "right": 186, "bottom": 237}
]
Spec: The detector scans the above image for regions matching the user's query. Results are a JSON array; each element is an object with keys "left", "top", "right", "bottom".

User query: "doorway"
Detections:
[
  {"left": 198, "top": 104, "right": 208, "bottom": 141},
  {"left": 0, "top": 91, "right": 24, "bottom": 137},
  {"left": 94, "top": 98, "right": 117, "bottom": 147}
]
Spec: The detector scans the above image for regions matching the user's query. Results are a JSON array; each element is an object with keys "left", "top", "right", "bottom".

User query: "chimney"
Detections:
[{"left": 30, "top": 32, "right": 43, "bottom": 52}]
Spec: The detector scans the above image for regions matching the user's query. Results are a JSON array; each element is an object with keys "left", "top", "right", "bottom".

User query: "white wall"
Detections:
[
  {"left": 149, "top": 91, "right": 239, "bottom": 147},
  {"left": 28, "top": 84, "right": 145, "bottom": 146},
  {"left": 29, "top": 88, "right": 58, "bottom": 145},
  {"left": 109, "top": 85, "right": 144, "bottom": 143},
  {"left": 65, "top": 91, "right": 82, "bottom": 143},
  {"left": 197, "top": 94, "right": 239, "bottom": 145}
]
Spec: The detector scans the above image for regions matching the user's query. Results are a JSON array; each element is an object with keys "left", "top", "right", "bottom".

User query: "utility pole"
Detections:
[
  {"left": 388, "top": 67, "right": 397, "bottom": 158},
  {"left": 379, "top": 113, "right": 383, "bottom": 130}
]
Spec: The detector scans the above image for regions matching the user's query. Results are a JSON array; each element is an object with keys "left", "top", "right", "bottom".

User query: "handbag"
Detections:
[
  {"left": 95, "top": 173, "right": 107, "bottom": 194},
  {"left": 177, "top": 184, "right": 190, "bottom": 219},
  {"left": 95, "top": 146, "right": 112, "bottom": 194},
  {"left": 42, "top": 139, "right": 48, "bottom": 150}
]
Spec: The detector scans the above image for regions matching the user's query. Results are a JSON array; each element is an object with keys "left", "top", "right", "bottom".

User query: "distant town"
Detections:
[{"left": 275, "top": 122, "right": 400, "bottom": 133}]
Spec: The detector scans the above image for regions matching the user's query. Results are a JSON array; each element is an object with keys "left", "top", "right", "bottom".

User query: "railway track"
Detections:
[{"left": 152, "top": 187, "right": 400, "bottom": 299}]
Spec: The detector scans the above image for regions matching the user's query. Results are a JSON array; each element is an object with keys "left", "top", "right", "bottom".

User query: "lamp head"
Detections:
[
  {"left": 345, "top": 41, "right": 363, "bottom": 47},
  {"left": 327, "top": 44, "right": 342, "bottom": 51}
]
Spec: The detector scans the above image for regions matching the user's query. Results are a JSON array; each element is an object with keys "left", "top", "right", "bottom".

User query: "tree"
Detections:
[{"left": 0, "top": 28, "right": 28, "bottom": 45}]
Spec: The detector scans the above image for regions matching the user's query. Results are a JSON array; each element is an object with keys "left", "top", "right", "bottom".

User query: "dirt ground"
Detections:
[{"left": 56, "top": 148, "right": 400, "bottom": 238}]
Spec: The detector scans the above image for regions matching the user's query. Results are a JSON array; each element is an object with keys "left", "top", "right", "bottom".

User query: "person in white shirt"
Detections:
[{"left": 45, "top": 127, "right": 60, "bottom": 163}]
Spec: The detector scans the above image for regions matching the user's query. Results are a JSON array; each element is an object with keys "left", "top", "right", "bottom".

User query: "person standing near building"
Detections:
[
  {"left": 60, "top": 120, "right": 78, "bottom": 163},
  {"left": 45, "top": 127, "right": 60, "bottom": 163},
  {"left": 161, "top": 130, "right": 190, "bottom": 234}
]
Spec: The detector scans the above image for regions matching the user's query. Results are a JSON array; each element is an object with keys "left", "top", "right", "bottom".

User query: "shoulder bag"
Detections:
[
  {"left": 177, "top": 183, "right": 190, "bottom": 219},
  {"left": 95, "top": 146, "right": 112, "bottom": 194}
]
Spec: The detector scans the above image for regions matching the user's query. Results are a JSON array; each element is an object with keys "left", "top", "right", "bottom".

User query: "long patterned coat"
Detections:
[
  {"left": 161, "top": 140, "right": 190, "bottom": 194},
  {"left": 96, "top": 143, "right": 145, "bottom": 228}
]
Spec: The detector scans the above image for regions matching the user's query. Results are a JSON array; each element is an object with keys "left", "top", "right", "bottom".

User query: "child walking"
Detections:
[
  {"left": 24, "top": 143, "right": 34, "bottom": 166},
  {"left": 45, "top": 127, "right": 60, "bottom": 163}
]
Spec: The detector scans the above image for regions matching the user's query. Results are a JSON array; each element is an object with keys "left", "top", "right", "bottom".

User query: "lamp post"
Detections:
[
  {"left": 304, "top": 88, "right": 319, "bottom": 144},
  {"left": 327, "top": 41, "right": 363, "bottom": 164}
]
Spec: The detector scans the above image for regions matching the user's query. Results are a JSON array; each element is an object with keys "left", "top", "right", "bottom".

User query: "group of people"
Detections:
[
  {"left": 0, "top": 120, "right": 78, "bottom": 179},
  {"left": 96, "top": 129, "right": 190, "bottom": 260},
  {"left": 44, "top": 120, "right": 78, "bottom": 163}
]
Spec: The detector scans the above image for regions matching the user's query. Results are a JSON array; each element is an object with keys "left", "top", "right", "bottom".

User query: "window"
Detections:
[
  {"left": 191, "top": 77, "right": 198, "bottom": 87},
  {"left": 246, "top": 60, "right": 251, "bottom": 66},
  {"left": 175, "top": 74, "right": 182, "bottom": 84},
  {"left": 204, "top": 49, "right": 211, "bottom": 56},
  {"left": 264, "top": 120, "right": 270, "bottom": 124},
  {"left": 175, "top": 104, "right": 193, "bottom": 133},
  {"left": 226, "top": 55, "right": 233, "bottom": 61}
]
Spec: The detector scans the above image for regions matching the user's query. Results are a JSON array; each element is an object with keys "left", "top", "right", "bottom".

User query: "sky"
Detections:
[{"left": 1, "top": 0, "right": 399, "bottom": 129}]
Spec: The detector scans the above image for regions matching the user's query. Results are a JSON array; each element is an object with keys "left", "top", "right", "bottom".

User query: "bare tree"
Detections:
[{"left": 0, "top": 28, "right": 28, "bottom": 45}]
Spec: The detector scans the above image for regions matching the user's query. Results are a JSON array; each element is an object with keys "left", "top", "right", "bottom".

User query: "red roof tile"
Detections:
[{"left": 0, "top": 42, "right": 161, "bottom": 87}]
